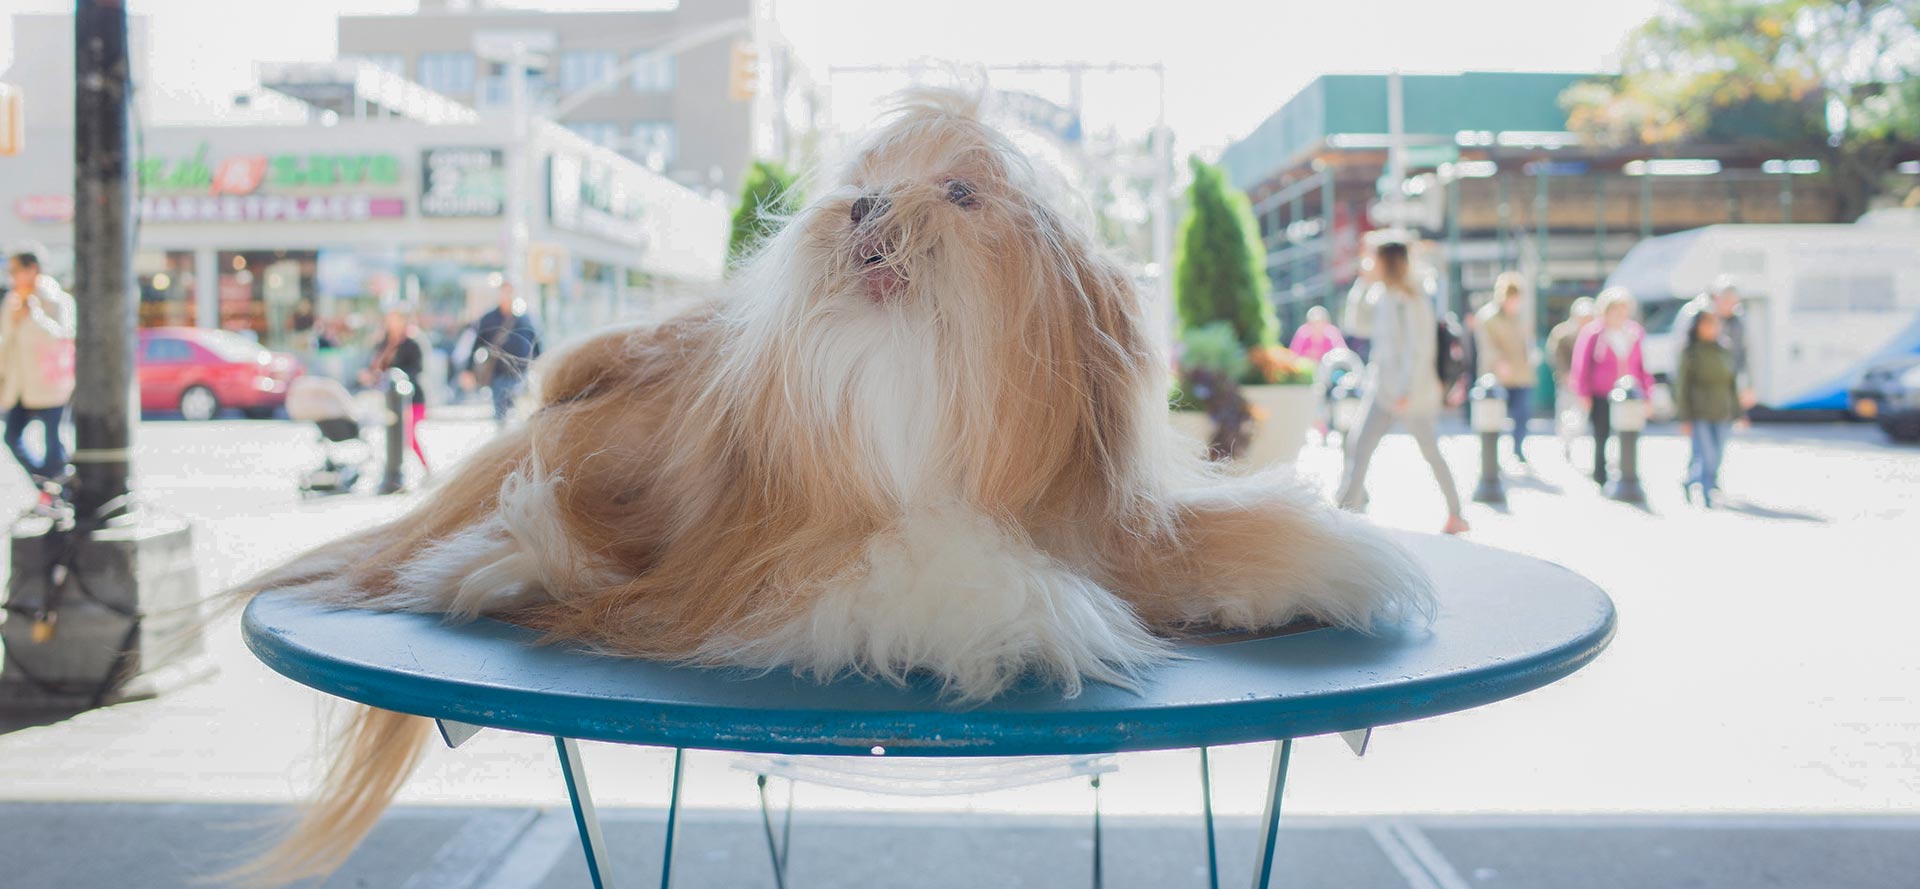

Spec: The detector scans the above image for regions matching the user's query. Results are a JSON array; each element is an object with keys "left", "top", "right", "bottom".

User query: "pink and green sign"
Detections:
[{"left": 139, "top": 143, "right": 403, "bottom": 195}]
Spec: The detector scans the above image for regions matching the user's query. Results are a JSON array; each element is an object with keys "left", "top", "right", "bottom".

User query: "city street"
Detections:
[
  {"left": 7, "top": 0, "right": 1920, "bottom": 885},
  {"left": 0, "top": 413, "right": 1915, "bottom": 886}
]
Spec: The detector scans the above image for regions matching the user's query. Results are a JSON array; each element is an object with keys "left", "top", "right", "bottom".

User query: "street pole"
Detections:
[
  {"left": 1, "top": 0, "right": 205, "bottom": 710},
  {"left": 1320, "top": 167, "right": 1336, "bottom": 306},
  {"left": 1445, "top": 171, "right": 1462, "bottom": 317},
  {"left": 1386, "top": 71, "right": 1406, "bottom": 223},
  {"left": 504, "top": 43, "right": 531, "bottom": 298},
  {"left": 72, "top": 0, "right": 135, "bottom": 520},
  {"left": 1534, "top": 167, "right": 1549, "bottom": 311},
  {"left": 1150, "top": 64, "right": 1173, "bottom": 360}
]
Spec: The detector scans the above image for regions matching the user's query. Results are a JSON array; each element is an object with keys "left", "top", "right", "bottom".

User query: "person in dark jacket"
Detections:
[
  {"left": 1675, "top": 275, "right": 1753, "bottom": 408},
  {"left": 461, "top": 283, "right": 543, "bottom": 425},
  {"left": 1675, "top": 309, "right": 1742, "bottom": 507},
  {"left": 362, "top": 307, "right": 431, "bottom": 472}
]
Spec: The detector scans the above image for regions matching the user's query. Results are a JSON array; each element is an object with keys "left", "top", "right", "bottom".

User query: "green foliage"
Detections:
[
  {"left": 727, "top": 160, "right": 804, "bottom": 271},
  {"left": 1563, "top": 0, "right": 1920, "bottom": 220},
  {"left": 1179, "top": 321, "right": 1251, "bottom": 381},
  {"left": 1174, "top": 156, "right": 1276, "bottom": 349}
]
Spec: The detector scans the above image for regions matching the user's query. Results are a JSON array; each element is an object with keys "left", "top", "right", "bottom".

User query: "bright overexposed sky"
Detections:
[{"left": 2, "top": 0, "right": 1664, "bottom": 153}]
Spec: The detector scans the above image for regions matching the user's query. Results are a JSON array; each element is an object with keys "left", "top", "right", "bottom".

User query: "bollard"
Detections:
[
  {"left": 1469, "top": 374, "right": 1508, "bottom": 504},
  {"left": 1606, "top": 375, "right": 1647, "bottom": 504},
  {"left": 377, "top": 368, "right": 414, "bottom": 496}
]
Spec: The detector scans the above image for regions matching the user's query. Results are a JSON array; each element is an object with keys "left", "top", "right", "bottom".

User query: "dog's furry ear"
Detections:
[{"left": 1015, "top": 198, "right": 1166, "bottom": 504}]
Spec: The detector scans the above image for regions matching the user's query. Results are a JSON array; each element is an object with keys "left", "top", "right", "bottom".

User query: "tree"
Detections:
[
  {"left": 1174, "top": 156, "right": 1276, "bottom": 349},
  {"left": 1564, "top": 0, "right": 1920, "bottom": 221},
  {"left": 727, "top": 160, "right": 804, "bottom": 270}
]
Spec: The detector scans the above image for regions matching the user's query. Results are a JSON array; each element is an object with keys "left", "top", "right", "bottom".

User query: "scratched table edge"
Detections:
[{"left": 241, "top": 596, "right": 1617, "bottom": 757}]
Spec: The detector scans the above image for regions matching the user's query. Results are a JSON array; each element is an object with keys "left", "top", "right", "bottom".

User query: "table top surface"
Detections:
[{"left": 243, "top": 532, "right": 1614, "bottom": 757}]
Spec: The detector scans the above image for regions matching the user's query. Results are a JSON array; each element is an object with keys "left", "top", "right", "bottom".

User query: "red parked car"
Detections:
[{"left": 138, "top": 327, "right": 303, "bottom": 421}]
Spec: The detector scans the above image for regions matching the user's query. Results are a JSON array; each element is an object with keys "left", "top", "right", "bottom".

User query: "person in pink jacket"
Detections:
[
  {"left": 1569, "top": 287, "right": 1654, "bottom": 486},
  {"left": 1287, "top": 305, "right": 1347, "bottom": 362}
]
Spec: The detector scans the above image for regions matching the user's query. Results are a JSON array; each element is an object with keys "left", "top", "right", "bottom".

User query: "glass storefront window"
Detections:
[
  {"left": 136, "top": 250, "right": 196, "bottom": 329},
  {"left": 217, "top": 250, "right": 319, "bottom": 350}
]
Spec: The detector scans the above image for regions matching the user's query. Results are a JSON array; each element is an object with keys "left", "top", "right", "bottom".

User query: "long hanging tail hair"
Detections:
[{"left": 223, "top": 707, "right": 433, "bottom": 886}]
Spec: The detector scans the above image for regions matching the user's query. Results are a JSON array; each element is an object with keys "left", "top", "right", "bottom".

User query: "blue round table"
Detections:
[{"left": 244, "top": 532, "right": 1614, "bottom": 889}]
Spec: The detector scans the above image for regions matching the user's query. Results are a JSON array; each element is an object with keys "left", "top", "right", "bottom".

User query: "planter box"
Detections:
[
  {"left": 1169, "top": 383, "right": 1316, "bottom": 468},
  {"left": 1242, "top": 383, "right": 1316, "bottom": 466}
]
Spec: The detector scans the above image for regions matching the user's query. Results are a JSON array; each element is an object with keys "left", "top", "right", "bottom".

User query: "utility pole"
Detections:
[
  {"left": 1386, "top": 70, "right": 1406, "bottom": 225},
  {"left": 0, "top": 0, "right": 205, "bottom": 711},
  {"left": 504, "top": 41, "right": 531, "bottom": 298},
  {"left": 1149, "top": 63, "right": 1173, "bottom": 359},
  {"left": 72, "top": 0, "right": 134, "bottom": 519}
]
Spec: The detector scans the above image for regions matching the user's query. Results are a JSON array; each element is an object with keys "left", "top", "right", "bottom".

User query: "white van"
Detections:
[{"left": 1603, "top": 213, "right": 1920, "bottom": 413}]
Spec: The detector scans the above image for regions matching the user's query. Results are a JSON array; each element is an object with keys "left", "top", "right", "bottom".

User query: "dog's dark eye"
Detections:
[{"left": 945, "top": 180, "right": 979, "bottom": 208}]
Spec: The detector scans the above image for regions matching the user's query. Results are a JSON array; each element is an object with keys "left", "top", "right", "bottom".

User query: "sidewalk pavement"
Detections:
[
  {"left": 7, "top": 802, "right": 1917, "bottom": 889},
  {"left": 0, "top": 415, "right": 1916, "bottom": 886}
]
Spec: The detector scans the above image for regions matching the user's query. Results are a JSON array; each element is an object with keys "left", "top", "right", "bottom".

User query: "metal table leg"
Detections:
[
  {"left": 1250, "top": 740, "right": 1294, "bottom": 889},
  {"left": 554, "top": 742, "right": 686, "bottom": 889},
  {"left": 556, "top": 737, "right": 615, "bottom": 889},
  {"left": 662, "top": 748, "right": 685, "bottom": 889},
  {"left": 1199, "top": 741, "right": 1294, "bottom": 889},
  {"left": 1091, "top": 775, "right": 1104, "bottom": 889},
  {"left": 1199, "top": 747, "right": 1220, "bottom": 889}
]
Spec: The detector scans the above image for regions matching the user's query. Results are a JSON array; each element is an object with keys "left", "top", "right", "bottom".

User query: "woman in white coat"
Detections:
[
  {"left": 1334, "top": 239, "right": 1468, "bottom": 535},
  {"left": 1, "top": 248, "right": 78, "bottom": 498}
]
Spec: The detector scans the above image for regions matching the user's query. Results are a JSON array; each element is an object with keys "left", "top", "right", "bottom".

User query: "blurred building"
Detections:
[
  {"left": 1218, "top": 71, "right": 1875, "bottom": 335},
  {"left": 337, "top": 0, "right": 816, "bottom": 198},
  {"left": 0, "top": 11, "right": 729, "bottom": 372}
]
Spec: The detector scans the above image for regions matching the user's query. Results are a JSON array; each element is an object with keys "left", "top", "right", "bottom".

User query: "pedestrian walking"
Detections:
[
  {"left": 1, "top": 246, "right": 76, "bottom": 514},
  {"left": 362, "top": 306, "right": 431, "bottom": 473},
  {"left": 1675, "top": 310, "right": 1743, "bottom": 508},
  {"left": 1545, "top": 296, "right": 1595, "bottom": 459},
  {"left": 1569, "top": 287, "right": 1654, "bottom": 487},
  {"left": 461, "top": 283, "right": 543, "bottom": 426},
  {"left": 1676, "top": 274, "right": 1756, "bottom": 410},
  {"left": 1341, "top": 254, "right": 1381, "bottom": 362},
  {"left": 1335, "top": 239, "right": 1468, "bottom": 535},
  {"left": 1288, "top": 305, "right": 1348, "bottom": 363},
  {"left": 1474, "top": 272, "right": 1541, "bottom": 463}
]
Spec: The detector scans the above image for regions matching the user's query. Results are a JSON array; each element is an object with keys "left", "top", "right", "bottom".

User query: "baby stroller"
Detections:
[
  {"left": 1317, "top": 348, "right": 1367, "bottom": 446},
  {"left": 287, "top": 376, "right": 369, "bottom": 496}
]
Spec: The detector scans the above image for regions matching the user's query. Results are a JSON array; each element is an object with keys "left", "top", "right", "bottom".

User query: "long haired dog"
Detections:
[{"left": 239, "top": 91, "right": 1432, "bottom": 882}]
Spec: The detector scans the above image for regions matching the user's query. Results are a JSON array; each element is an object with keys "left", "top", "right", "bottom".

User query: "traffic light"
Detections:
[
  {"left": 0, "top": 83, "right": 23, "bottom": 157},
  {"left": 728, "top": 42, "right": 759, "bottom": 102}
]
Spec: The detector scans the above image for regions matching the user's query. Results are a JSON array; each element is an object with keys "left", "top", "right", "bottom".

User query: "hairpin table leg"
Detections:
[
  {"left": 1199, "top": 747, "right": 1220, "bottom": 889},
  {"left": 1090, "top": 775, "right": 1104, "bottom": 889},
  {"left": 661, "top": 747, "right": 685, "bottom": 889},
  {"left": 555, "top": 737, "right": 614, "bottom": 889},
  {"left": 1250, "top": 740, "right": 1294, "bottom": 889}
]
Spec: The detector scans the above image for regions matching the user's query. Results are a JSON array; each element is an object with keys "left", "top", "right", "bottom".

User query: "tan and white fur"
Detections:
[{"left": 235, "top": 91, "right": 1432, "bottom": 883}]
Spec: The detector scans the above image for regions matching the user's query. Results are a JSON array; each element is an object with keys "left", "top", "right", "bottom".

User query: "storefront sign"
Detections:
[
  {"left": 139, "top": 194, "right": 406, "bottom": 223},
  {"left": 13, "top": 194, "right": 73, "bottom": 224},
  {"left": 548, "top": 154, "right": 646, "bottom": 246},
  {"left": 139, "top": 143, "right": 403, "bottom": 195},
  {"left": 420, "top": 147, "right": 505, "bottom": 218}
]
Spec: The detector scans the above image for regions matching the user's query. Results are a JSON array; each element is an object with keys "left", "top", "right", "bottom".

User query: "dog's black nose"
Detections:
[{"left": 850, "top": 195, "right": 888, "bottom": 225}]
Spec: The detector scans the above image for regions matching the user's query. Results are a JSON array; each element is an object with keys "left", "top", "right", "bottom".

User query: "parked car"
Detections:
[
  {"left": 1848, "top": 355, "right": 1920, "bottom": 443},
  {"left": 138, "top": 327, "right": 303, "bottom": 421}
]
